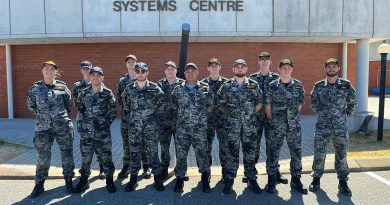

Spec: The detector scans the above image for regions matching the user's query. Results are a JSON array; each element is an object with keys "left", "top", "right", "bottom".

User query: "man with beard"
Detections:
[
  {"left": 117, "top": 54, "right": 151, "bottom": 179},
  {"left": 217, "top": 59, "right": 262, "bottom": 194},
  {"left": 309, "top": 58, "right": 357, "bottom": 196},
  {"left": 122, "top": 62, "right": 165, "bottom": 192},
  {"left": 249, "top": 52, "right": 288, "bottom": 185},
  {"left": 265, "top": 59, "right": 307, "bottom": 194}
]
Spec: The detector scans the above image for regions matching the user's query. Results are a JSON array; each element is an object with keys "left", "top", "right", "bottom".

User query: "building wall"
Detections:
[
  {"left": 369, "top": 60, "right": 390, "bottom": 94},
  {"left": 0, "top": 46, "right": 7, "bottom": 117},
  {"left": 1, "top": 42, "right": 344, "bottom": 118}
]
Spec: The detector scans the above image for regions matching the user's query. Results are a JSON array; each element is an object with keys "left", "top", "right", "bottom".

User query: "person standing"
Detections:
[
  {"left": 249, "top": 52, "right": 288, "bottom": 184},
  {"left": 171, "top": 63, "right": 212, "bottom": 193},
  {"left": 27, "top": 61, "right": 75, "bottom": 198},
  {"left": 265, "top": 59, "right": 307, "bottom": 194},
  {"left": 309, "top": 58, "right": 357, "bottom": 196},
  {"left": 117, "top": 54, "right": 151, "bottom": 179},
  {"left": 217, "top": 59, "right": 263, "bottom": 194},
  {"left": 122, "top": 62, "right": 165, "bottom": 192},
  {"left": 72, "top": 60, "right": 105, "bottom": 180},
  {"left": 156, "top": 61, "right": 184, "bottom": 180},
  {"left": 200, "top": 58, "right": 228, "bottom": 180},
  {"left": 74, "top": 67, "right": 117, "bottom": 193}
]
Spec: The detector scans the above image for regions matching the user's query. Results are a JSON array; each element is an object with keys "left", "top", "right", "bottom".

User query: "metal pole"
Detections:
[
  {"left": 6, "top": 44, "right": 14, "bottom": 119},
  {"left": 342, "top": 42, "right": 348, "bottom": 78},
  {"left": 177, "top": 23, "right": 190, "bottom": 79},
  {"left": 377, "top": 53, "right": 387, "bottom": 141},
  {"left": 356, "top": 39, "right": 369, "bottom": 113}
]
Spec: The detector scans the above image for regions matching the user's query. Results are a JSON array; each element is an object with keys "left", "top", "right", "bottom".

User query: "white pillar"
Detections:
[
  {"left": 356, "top": 39, "right": 369, "bottom": 113},
  {"left": 342, "top": 42, "right": 348, "bottom": 78},
  {"left": 6, "top": 44, "right": 13, "bottom": 119}
]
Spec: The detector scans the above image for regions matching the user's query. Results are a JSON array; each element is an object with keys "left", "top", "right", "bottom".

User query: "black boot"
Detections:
[
  {"left": 174, "top": 178, "right": 184, "bottom": 193},
  {"left": 291, "top": 177, "right": 308, "bottom": 194},
  {"left": 143, "top": 165, "right": 152, "bottom": 179},
  {"left": 266, "top": 175, "right": 276, "bottom": 194},
  {"left": 74, "top": 175, "right": 90, "bottom": 193},
  {"left": 154, "top": 174, "right": 165, "bottom": 191},
  {"left": 242, "top": 177, "right": 248, "bottom": 183},
  {"left": 125, "top": 174, "right": 138, "bottom": 192},
  {"left": 223, "top": 178, "right": 234, "bottom": 194},
  {"left": 248, "top": 179, "right": 262, "bottom": 194},
  {"left": 30, "top": 181, "right": 45, "bottom": 198},
  {"left": 117, "top": 164, "right": 130, "bottom": 179},
  {"left": 221, "top": 168, "right": 226, "bottom": 183},
  {"left": 201, "top": 173, "right": 211, "bottom": 193},
  {"left": 106, "top": 174, "right": 116, "bottom": 193},
  {"left": 338, "top": 180, "right": 352, "bottom": 196},
  {"left": 161, "top": 168, "right": 169, "bottom": 180},
  {"left": 309, "top": 177, "right": 321, "bottom": 192},
  {"left": 276, "top": 171, "right": 288, "bottom": 184},
  {"left": 99, "top": 163, "right": 106, "bottom": 180},
  {"left": 183, "top": 173, "right": 190, "bottom": 181},
  {"left": 65, "top": 177, "right": 74, "bottom": 194}
]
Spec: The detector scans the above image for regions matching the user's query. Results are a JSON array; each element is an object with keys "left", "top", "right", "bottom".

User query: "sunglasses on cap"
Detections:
[{"left": 135, "top": 69, "right": 147, "bottom": 74}]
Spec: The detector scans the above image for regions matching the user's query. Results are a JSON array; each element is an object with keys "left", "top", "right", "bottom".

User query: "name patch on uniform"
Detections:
[{"left": 293, "top": 86, "right": 302, "bottom": 90}]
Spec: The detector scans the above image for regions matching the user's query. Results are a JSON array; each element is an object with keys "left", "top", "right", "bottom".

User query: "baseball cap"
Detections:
[
  {"left": 208, "top": 58, "right": 221, "bottom": 66},
  {"left": 185, "top": 63, "right": 198, "bottom": 70},
  {"left": 165, "top": 61, "right": 177, "bottom": 68},
  {"left": 325, "top": 58, "right": 339, "bottom": 67},
  {"left": 80, "top": 61, "right": 92, "bottom": 69},
  {"left": 135, "top": 62, "right": 149, "bottom": 71},
  {"left": 279, "top": 59, "right": 293, "bottom": 68},
  {"left": 233, "top": 59, "right": 247, "bottom": 67},
  {"left": 89, "top": 67, "right": 104, "bottom": 75},
  {"left": 124, "top": 54, "right": 137, "bottom": 62},
  {"left": 42, "top": 60, "right": 58, "bottom": 69},
  {"left": 259, "top": 52, "right": 271, "bottom": 60}
]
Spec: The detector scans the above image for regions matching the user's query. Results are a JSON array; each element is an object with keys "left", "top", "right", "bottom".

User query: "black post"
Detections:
[
  {"left": 177, "top": 23, "right": 190, "bottom": 79},
  {"left": 377, "top": 53, "right": 388, "bottom": 141}
]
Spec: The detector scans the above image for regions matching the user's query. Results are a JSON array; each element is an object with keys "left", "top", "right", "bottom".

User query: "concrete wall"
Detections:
[{"left": 0, "top": 0, "right": 389, "bottom": 40}]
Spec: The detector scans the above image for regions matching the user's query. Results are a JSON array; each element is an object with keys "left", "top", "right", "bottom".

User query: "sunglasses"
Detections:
[{"left": 135, "top": 69, "right": 147, "bottom": 74}]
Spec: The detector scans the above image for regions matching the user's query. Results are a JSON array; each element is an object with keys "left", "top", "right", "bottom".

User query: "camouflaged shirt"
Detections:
[
  {"left": 77, "top": 84, "right": 116, "bottom": 133},
  {"left": 217, "top": 78, "right": 262, "bottom": 120},
  {"left": 121, "top": 80, "right": 164, "bottom": 123},
  {"left": 117, "top": 74, "right": 135, "bottom": 108},
  {"left": 27, "top": 80, "right": 72, "bottom": 123},
  {"left": 171, "top": 81, "right": 213, "bottom": 127},
  {"left": 156, "top": 78, "right": 185, "bottom": 120},
  {"left": 265, "top": 78, "right": 305, "bottom": 127},
  {"left": 249, "top": 71, "right": 279, "bottom": 104},
  {"left": 310, "top": 78, "right": 357, "bottom": 122}
]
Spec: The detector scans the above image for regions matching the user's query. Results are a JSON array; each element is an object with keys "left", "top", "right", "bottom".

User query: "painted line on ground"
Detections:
[{"left": 365, "top": 172, "right": 390, "bottom": 186}]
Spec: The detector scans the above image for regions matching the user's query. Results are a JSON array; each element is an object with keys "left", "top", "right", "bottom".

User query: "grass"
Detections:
[
  {"left": 0, "top": 141, "right": 32, "bottom": 164},
  {"left": 327, "top": 130, "right": 390, "bottom": 158}
]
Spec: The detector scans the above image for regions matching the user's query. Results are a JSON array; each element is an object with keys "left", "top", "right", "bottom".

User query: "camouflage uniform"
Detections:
[
  {"left": 117, "top": 74, "right": 149, "bottom": 168},
  {"left": 27, "top": 80, "right": 75, "bottom": 183},
  {"left": 171, "top": 81, "right": 213, "bottom": 178},
  {"left": 200, "top": 76, "right": 228, "bottom": 167},
  {"left": 310, "top": 78, "right": 357, "bottom": 180},
  {"left": 156, "top": 78, "right": 185, "bottom": 170},
  {"left": 77, "top": 84, "right": 116, "bottom": 176},
  {"left": 265, "top": 78, "right": 305, "bottom": 178},
  {"left": 122, "top": 81, "right": 164, "bottom": 175},
  {"left": 249, "top": 72, "right": 279, "bottom": 167},
  {"left": 217, "top": 78, "right": 262, "bottom": 180}
]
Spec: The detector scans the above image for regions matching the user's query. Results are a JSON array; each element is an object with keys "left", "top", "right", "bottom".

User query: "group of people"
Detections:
[{"left": 26, "top": 51, "right": 357, "bottom": 198}]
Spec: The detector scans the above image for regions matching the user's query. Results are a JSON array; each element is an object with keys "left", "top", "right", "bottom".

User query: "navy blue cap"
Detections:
[{"left": 89, "top": 67, "right": 104, "bottom": 75}]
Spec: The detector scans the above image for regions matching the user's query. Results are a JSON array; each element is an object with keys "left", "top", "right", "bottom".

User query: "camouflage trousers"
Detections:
[
  {"left": 121, "top": 120, "right": 149, "bottom": 168},
  {"left": 79, "top": 130, "right": 115, "bottom": 176},
  {"left": 33, "top": 121, "right": 75, "bottom": 183},
  {"left": 312, "top": 123, "right": 350, "bottom": 180},
  {"left": 158, "top": 119, "right": 176, "bottom": 170},
  {"left": 128, "top": 121, "right": 160, "bottom": 175},
  {"left": 77, "top": 114, "right": 102, "bottom": 169},
  {"left": 206, "top": 118, "right": 226, "bottom": 168},
  {"left": 174, "top": 126, "right": 210, "bottom": 178},
  {"left": 268, "top": 123, "right": 302, "bottom": 178},
  {"left": 224, "top": 118, "right": 259, "bottom": 180}
]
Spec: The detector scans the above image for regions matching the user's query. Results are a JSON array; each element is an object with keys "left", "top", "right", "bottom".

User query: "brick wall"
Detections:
[
  {"left": 369, "top": 60, "right": 390, "bottom": 94},
  {"left": 1, "top": 42, "right": 345, "bottom": 118},
  {"left": 0, "top": 46, "right": 7, "bottom": 118}
]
